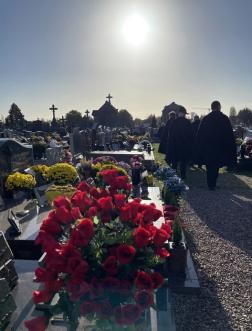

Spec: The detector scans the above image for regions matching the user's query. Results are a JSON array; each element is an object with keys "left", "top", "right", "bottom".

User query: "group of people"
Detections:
[{"left": 159, "top": 101, "right": 237, "bottom": 190}]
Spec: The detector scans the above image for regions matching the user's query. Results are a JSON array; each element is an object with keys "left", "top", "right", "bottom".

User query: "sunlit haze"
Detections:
[
  {"left": 123, "top": 14, "right": 149, "bottom": 46},
  {"left": 1, "top": 0, "right": 252, "bottom": 120}
]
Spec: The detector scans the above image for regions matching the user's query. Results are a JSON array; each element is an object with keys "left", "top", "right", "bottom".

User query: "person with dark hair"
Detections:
[
  {"left": 158, "top": 111, "right": 176, "bottom": 154},
  {"left": 195, "top": 101, "right": 236, "bottom": 190},
  {"left": 166, "top": 106, "right": 193, "bottom": 179}
]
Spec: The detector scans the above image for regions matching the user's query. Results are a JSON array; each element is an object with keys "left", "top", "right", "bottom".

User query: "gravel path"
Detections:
[{"left": 171, "top": 174, "right": 252, "bottom": 331}]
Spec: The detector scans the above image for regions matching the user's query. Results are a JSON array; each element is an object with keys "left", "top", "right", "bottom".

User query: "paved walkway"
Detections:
[{"left": 172, "top": 169, "right": 252, "bottom": 331}]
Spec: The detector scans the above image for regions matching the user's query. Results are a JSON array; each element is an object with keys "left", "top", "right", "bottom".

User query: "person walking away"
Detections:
[
  {"left": 158, "top": 111, "right": 176, "bottom": 154},
  {"left": 166, "top": 106, "right": 193, "bottom": 179},
  {"left": 195, "top": 101, "right": 236, "bottom": 190}
]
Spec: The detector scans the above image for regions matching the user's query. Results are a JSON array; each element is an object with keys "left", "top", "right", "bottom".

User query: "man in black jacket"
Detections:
[
  {"left": 195, "top": 101, "right": 236, "bottom": 190},
  {"left": 166, "top": 106, "right": 193, "bottom": 179}
]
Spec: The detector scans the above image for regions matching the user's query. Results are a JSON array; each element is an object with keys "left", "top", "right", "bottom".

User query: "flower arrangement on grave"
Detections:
[
  {"left": 92, "top": 156, "right": 117, "bottom": 165},
  {"left": 45, "top": 184, "right": 77, "bottom": 205},
  {"left": 116, "top": 161, "right": 131, "bottom": 175},
  {"left": 45, "top": 163, "right": 78, "bottom": 204},
  {"left": 31, "top": 165, "right": 50, "bottom": 178},
  {"left": 163, "top": 176, "right": 188, "bottom": 206},
  {"left": 25, "top": 169, "right": 171, "bottom": 331},
  {"left": 32, "top": 136, "right": 47, "bottom": 159},
  {"left": 154, "top": 166, "right": 188, "bottom": 206},
  {"left": 130, "top": 156, "right": 150, "bottom": 199},
  {"left": 30, "top": 165, "right": 50, "bottom": 186},
  {"left": 5, "top": 172, "right": 36, "bottom": 191},
  {"left": 97, "top": 164, "right": 128, "bottom": 177},
  {"left": 154, "top": 166, "right": 177, "bottom": 181},
  {"left": 47, "top": 163, "right": 78, "bottom": 185}
]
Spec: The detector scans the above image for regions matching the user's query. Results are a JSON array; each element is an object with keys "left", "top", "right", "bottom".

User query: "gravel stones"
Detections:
[{"left": 172, "top": 185, "right": 252, "bottom": 331}]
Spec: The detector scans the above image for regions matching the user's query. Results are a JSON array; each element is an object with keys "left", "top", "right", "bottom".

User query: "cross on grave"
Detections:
[
  {"left": 49, "top": 104, "right": 58, "bottom": 120},
  {"left": 85, "top": 109, "right": 90, "bottom": 118},
  {"left": 106, "top": 93, "right": 113, "bottom": 104},
  {"left": 61, "top": 116, "right": 66, "bottom": 126}
]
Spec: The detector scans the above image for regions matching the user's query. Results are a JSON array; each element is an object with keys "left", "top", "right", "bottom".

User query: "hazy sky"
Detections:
[{"left": 1, "top": 0, "right": 252, "bottom": 120}]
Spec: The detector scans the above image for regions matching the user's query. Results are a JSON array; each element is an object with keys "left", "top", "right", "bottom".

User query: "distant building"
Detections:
[
  {"left": 161, "top": 102, "right": 181, "bottom": 123},
  {"left": 92, "top": 95, "right": 119, "bottom": 127}
]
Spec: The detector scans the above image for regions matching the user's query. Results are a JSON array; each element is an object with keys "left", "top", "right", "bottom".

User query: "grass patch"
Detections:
[{"left": 152, "top": 143, "right": 252, "bottom": 189}]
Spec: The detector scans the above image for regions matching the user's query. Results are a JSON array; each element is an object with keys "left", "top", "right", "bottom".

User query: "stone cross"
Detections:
[
  {"left": 85, "top": 109, "right": 90, "bottom": 118},
  {"left": 49, "top": 104, "right": 58, "bottom": 120},
  {"left": 106, "top": 93, "right": 113, "bottom": 103}
]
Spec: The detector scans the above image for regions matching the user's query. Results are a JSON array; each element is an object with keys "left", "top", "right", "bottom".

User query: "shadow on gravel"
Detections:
[
  {"left": 171, "top": 274, "right": 234, "bottom": 331},
  {"left": 184, "top": 169, "right": 252, "bottom": 258}
]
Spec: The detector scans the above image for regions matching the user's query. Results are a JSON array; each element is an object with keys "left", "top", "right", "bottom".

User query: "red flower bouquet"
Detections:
[{"left": 26, "top": 169, "right": 168, "bottom": 331}]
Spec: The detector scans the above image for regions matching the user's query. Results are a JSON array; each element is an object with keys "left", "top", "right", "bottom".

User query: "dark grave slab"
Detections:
[{"left": 0, "top": 201, "right": 50, "bottom": 260}]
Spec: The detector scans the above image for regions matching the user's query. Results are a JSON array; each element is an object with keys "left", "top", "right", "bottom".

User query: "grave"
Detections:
[
  {"left": 70, "top": 128, "right": 91, "bottom": 155},
  {"left": 0, "top": 138, "right": 34, "bottom": 195},
  {"left": 87, "top": 150, "right": 155, "bottom": 169},
  {"left": 0, "top": 200, "right": 49, "bottom": 260},
  {"left": 45, "top": 146, "right": 63, "bottom": 165}
]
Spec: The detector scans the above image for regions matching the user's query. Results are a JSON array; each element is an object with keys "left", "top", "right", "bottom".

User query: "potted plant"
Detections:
[
  {"left": 45, "top": 163, "right": 78, "bottom": 203},
  {"left": 5, "top": 172, "right": 36, "bottom": 200},
  {"left": 167, "top": 216, "right": 187, "bottom": 275}
]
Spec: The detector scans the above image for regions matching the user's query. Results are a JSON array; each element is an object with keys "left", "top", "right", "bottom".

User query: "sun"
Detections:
[{"left": 123, "top": 14, "right": 149, "bottom": 46}]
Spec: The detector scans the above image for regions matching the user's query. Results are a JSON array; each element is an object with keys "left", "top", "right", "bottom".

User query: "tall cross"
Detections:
[
  {"left": 50, "top": 104, "right": 58, "bottom": 120},
  {"left": 85, "top": 109, "right": 90, "bottom": 118},
  {"left": 106, "top": 93, "right": 113, "bottom": 104}
]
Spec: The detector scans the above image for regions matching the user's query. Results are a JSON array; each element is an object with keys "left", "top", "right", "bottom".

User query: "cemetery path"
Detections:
[{"left": 172, "top": 172, "right": 252, "bottom": 331}]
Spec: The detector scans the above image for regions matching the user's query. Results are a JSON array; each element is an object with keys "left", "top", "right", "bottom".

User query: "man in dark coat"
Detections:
[
  {"left": 166, "top": 106, "right": 193, "bottom": 179},
  {"left": 195, "top": 101, "right": 236, "bottom": 190},
  {"left": 158, "top": 111, "right": 176, "bottom": 154}
]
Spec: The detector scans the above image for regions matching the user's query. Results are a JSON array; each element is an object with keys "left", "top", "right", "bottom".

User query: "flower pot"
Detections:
[
  {"left": 167, "top": 242, "right": 187, "bottom": 274},
  {"left": 45, "top": 184, "right": 76, "bottom": 205}
]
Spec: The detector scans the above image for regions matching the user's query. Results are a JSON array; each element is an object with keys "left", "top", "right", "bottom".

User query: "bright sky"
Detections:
[{"left": 1, "top": 0, "right": 252, "bottom": 120}]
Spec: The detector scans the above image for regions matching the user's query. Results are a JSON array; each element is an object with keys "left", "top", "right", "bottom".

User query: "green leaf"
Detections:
[{"left": 93, "top": 216, "right": 100, "bottom": 225}]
